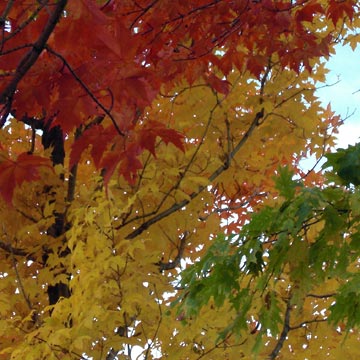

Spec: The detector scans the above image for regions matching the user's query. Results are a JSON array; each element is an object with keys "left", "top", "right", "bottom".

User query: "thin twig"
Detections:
[
  {"left": 289, "top": 317, "right": 327, "bottom": 331},
  {"left": 3, "top": 2, "right": 47, "bottom": 43},
  {"left": 144, "top": 284, "right": 162, "bottom": 359},
  {"left": 157, "top": 231, "right": 189, "bottom": 271},
  {"left": 45, "top": 46, "right": 125, "bottom": 137},
  {"left": 2, "top": 227, "right": 33, "bottom": 310},
  {"left": 306, "top": 293, "right": 336, "bottom": 299}
]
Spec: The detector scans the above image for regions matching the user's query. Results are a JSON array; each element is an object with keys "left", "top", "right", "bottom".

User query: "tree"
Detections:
[{"left": 0, "top": 0, "right": 358, "bottom": 359}]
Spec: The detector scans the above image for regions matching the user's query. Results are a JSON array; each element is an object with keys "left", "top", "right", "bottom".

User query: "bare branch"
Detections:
[
  {"left": 306, "top": 293, "right": 336, "bottom": 299},
  {"left": 0, "top": 240, "right": 27, "bottom": 257},
  {"left": 157, "top": 231, "right": 189, "bottom": 271},
  {"left": 268, "top": 300, "right": 291, "bottom": 360},
  {"left": 290, "top": 317, "right": 327, "bottom": 331}
]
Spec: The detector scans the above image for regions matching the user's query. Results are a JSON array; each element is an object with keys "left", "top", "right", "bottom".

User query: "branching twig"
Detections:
[
  {"left": 116, "top": 89, "right": 219, "bottom": 230},
  {"left": 45, "top": 46, "right": 125, "bottom": 137},
  {"left": 3, "top": 2, "right": 47, "bottom": 43},
  {"left": 157, "top": 231, "right": 189, "bottom": 271},
  {"left": 125, "top": 108, "right": 264, "bottom": 239},
  {"left": 2, "top": 227, "right": 33, "bottom": 310},
  {"left": 198, "top": 191, "right": 267, "bottom": 221},
  {"left": 196, "top": 334, "right": 247, "bottom": 359},
  {"left": 144, "top": 284, "right": 162, "bottom": 359},
  {"left": 130, "top": 0, "right": 160, "bottom": 29},
  {"left": 289, "top": 317, "right": 327, "bottom": 331}
]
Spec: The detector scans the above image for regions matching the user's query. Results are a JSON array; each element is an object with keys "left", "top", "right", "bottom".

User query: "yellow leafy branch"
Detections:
[
  {"left": 142, "top": 284, "right": 162, "bottom": 360},
  {"left": 125, "top": 106, "right": 265, "bottom": 240},
  {"left": 2, "top": 226, "right": 33, "bottom": 311},
  {"left": 117, "top": 90, "right": 219, "bottom": 229}
]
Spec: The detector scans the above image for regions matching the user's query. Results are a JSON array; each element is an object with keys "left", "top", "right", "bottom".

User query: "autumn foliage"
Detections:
[{"left": 0, "top": 0, "right": 359, "bottom": 359}]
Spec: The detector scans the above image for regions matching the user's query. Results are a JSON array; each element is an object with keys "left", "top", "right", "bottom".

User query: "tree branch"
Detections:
[
  {"left": 268, "top": 300, "right": 291, "bottom": 360},
  {"left": 143, "top": 284, "right": 162, "bottom": 359},
  {"left": 157, "top": 231, "right": 189, "bottom": 271},
  {"left": 2, "top": 2, "right": 46, "bottom": 43},
  {"left": 0, "top": 240, "right": 27, "bottom": 257},
  {"left": 125, "top": 109, "right": 264, "bottom": 239},
  {"left": 289, "top": 317, "right": 327, "bottom": 331},
  {"left": 307, "top": 293, "right": 336, "bottom": 299},
  {"left": 2, "top": 228, "right": 33, "bottom": 310}
]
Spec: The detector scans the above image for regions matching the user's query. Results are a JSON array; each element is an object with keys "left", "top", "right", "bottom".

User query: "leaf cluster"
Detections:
[{"left": 177, "top": 162, "right": 360, "bottom": 355}]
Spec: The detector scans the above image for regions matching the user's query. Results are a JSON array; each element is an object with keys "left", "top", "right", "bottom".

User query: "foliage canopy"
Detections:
[{"left": 0, "top": 1, "right": 359, "bottom": 359}]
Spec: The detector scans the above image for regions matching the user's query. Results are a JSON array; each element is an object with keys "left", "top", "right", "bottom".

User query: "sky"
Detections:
[{"left": 316, "top": 44, "right": 360, "bottom": 148}]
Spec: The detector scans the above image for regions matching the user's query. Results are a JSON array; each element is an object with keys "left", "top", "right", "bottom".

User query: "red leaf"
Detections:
[
  {"left": 138, "top": 120, "right": 185, "bottom": 156},
  {"left": 101, "top": 143, "right": 143, "bottom": 187},
  {"left": 327, "top": 0, "right": 355, "bottom": 26},
  {"left": 70, "top": 124, "right": 116, "bottom": 169},
  {"left": 295, "top": 2, "right": 323, "bottom": 23},
  {"left": 0, "top": 153, "right": 52, "bottom": 205},
  {"left": 117, "top": 147, "right": 143, "bottom": 185},
  {"left": 206, "top": 74, "right": 231, "bottom": 95}
]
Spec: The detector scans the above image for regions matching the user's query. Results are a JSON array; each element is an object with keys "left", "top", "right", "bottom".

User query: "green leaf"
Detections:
[
  {"left": 329, "top": 273, "right": 360, "bottom": 330},
  {"left": 324, "top": 143, "right": 360, "bottom": 186},
  {"left": 274, "top": 166, "right": 301, "bottom": 200}
]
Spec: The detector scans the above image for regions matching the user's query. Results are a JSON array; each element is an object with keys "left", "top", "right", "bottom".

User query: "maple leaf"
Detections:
[
  {"left": 205, "top": 74, "right": 231, "bottom": 95},
  {"left": 327, "top": 0, "right": 356, "bottom": 26},
  {"left": 117, "top": 146, "right": 144, "bottom": 185},
  {"left": 138, "top": 120, "right": 185, "bottom": 156},
  {"left": 69, "top": 123, "right": 115, "bottom": 168},
  {"left": 0, "top": 1, "right": 359, "bottom": 359},
  {"left": 0, "top": 153, "right": 52, "bottom": 205},
  {"left": 101, "top": 142, "right": 143, "bottom": 186},
  {"left": 295, "top": 2, "right": 324, "bottom": 23}
]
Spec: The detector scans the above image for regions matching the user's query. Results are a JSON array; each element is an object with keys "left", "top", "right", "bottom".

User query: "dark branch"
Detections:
[
  {"left": 289, "top": 318, "right": 327, "bottom": 331},
  {"left": 0, "top": 241, "right": 27, "bottom": 257},
  {"left": 307, "top": 293, "right": 336, "bottom": 299},
  {"left": 157, "top": 231, "right": 189, "bottom": 271},
  {"left": 268, "top": 300, "right": 291, "bottom": 360}
]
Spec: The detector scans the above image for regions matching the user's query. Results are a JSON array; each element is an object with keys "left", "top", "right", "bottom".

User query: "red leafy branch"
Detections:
[
  {"left": 0, "top": 0, "right": 68, "bottom": 126},
  {"left": 45, "top": 46, "right": 125, "bottom": 137}
]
